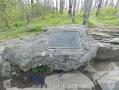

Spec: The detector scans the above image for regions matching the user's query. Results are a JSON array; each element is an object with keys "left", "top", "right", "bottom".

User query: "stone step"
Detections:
[
  {"left": 5, "top": 72, "right": 94, "bottom": 90},
  {"left": 7, "top": 88, "right": 65, "bottom": 90},
  {"left": 93, "top": 71, "right": 119, "bottom": 90}
]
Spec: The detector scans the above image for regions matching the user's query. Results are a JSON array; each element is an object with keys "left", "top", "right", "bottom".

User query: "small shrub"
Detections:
[
  {"left": 32, "top": 65, "right": 50, "bottom": 73},
  {"left": 88, "top": 21, "right": 96, "bottom": 28},
  {"left": 26, "top": 25, "right": 42, "bottom": 32}
]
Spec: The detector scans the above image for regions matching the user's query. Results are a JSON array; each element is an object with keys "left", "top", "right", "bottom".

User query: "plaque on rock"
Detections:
[{"left": 48, "top": 31, "right": 80, "bottom": 49}]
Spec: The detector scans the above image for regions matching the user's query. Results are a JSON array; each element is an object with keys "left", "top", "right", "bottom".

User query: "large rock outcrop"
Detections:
[
  {"left": 1, "top": 25, "right": 99, "bottom": 72},
  {"left": 90, "top": 28, "right": 119, "bottom": 61},
  {"left": 96, "top": 44, "right": 119, "bottom": 61}
]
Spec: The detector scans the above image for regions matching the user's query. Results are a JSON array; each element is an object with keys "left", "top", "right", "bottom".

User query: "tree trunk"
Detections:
[
  {"left": 83, "top": 0, "right": 93, "bottom": 25},
  {"left": 105, "top": 0, "right": 109, "bottom": 7},
  {"left": 0, "top": 0, "right": 9, "bottom": 28},
  {"left": 80, "top": 0, "right": 85, "bottom": 14},
  {"left": 72, "top": 0, "right": 77, "bottom": 22},
  {"left": 93, "top": 0, "right": 97, "bottom": 10},
  {"left": 96, "top": 0, "right": 102, "bottom": 16},
  {"left": 18, "top": 0, "right": 30, "bottom": 25},
  {"left": 31, "top": 0, "right": 34, "bottom": 4},
  {"left": 56, "top": 0, "right": 58, "bottom": 11},
  {"left": 110, "top": 0, "right": 114, "bottom": 7},
  {"left": 68, "top": 0, "right": 72, "bottom": 17},
  {"left": 60, "top": 0, "right": 65, "bottom": 14},
  {"left": 31, "top": 0, "right": 34, "bottom": 8},
  {"left": 115, "top": 0, "right": 119, "bottom": 8}
]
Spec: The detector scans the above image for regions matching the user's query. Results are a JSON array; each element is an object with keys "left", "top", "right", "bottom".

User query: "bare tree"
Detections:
[
  {"left": 60, "top": 0, "right": 65, "bottom": 14},
  {"left": 83, "top": 0, "right": 93, "bottom": 25},
  {"left": 80, "top": 0, "right": 85, "bottom": 14},
  {"left": 0, "top": 0, "right": 9, "bottom": 28},
  {"left": 115, "top": 0, "right": 119, "bottom": 8},
  {"left": 31, "top": 0, "right": 34, "bottom": 8},
  {"left": 56, "top": 0, "right": 58, "bottom": 11},
  {"left": 72, "top": 0, "right": 77, "bottom": 22},
  {"left": 93, "top": 0, "right": 98, "bottom": 10},
  {"left": 50, "top": 0, "right": 55, "bottom": 10},
  {"left": 77, "top": 0, "right": 81, "bottom": 11},
  {"left": 68, "top": 0, "right": 72, "bottom": 17},
  {"left": 96, "top": 0, "right": 102, "bottom": 16},
  {"left": 110, "top": 0, "right": 114, "bottom": 7},
  {"left": 18, "top": 0, "right": 30, "bottom": 25},
  {"left": 105, "top": 0, "right": 109, "bottom": 7}
]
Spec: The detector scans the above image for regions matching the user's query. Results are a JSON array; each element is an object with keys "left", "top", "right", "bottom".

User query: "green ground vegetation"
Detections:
[
  {"left": 90, "top": 7, "right": 119, "bottom": 27},
  {"left": 0, "top": 7, "right": 119, "bottom": 41}
]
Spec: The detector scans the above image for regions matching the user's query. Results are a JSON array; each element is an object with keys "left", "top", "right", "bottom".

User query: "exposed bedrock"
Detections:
[
  {"left": 96, "top": 44, "right": 119, "bottom": 61},
  {"left": 91, "top": 28, "right": 119, "bottom": 61}
]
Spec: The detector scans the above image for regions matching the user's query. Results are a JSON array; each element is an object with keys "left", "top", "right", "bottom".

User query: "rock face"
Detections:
[
  {"left": 45, "top": 72, "right": 94, "bottom": 90},
  {"left": 1, "top": 25, "right": 99, "bottom": 72},
  {"left": 0, "top": 46, "right": 5, "bottom": 75},
  {"left": 2, "top": 62, "right": 11, "bottom": 77},
  {"left": 96, "top": 43, "right": 119, "bottom": 61},
  {"left": 90, "top": 28, "right": 119, "bottom": 61}
]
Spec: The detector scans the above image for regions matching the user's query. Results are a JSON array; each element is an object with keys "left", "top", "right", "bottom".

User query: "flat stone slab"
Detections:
[
  {"left": 7, "top": 88, "right": 92, "bottom": 90},
  {"left": 7, "top": 88, "right": 65, "bottom": 90},
  {"left": 93, "top": 71, "right": 119, "bottom": 90},
  {"left": 48, "top": 31, "right": 80, "bottom": 49},
  {"left": 7, "top": 88, "right": 91, "bottom": 90},
  {"left": 7, "top": 72, "right": 94, "bottom": 90},
  {"left": 45, "top": 72, "right": 94, "bottom": 90}
]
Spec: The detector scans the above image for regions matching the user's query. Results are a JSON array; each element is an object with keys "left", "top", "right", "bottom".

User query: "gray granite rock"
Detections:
[
  {"left": 93, "top": 71, "right": 119, "bottom": 90},
  {"left": 0, "top": 46, "right": 5, "bottom": 75},
  {"left": 96, "top": 43, "right": 119, "bottom": 61},
  {"left": 45, "top": 72, "right": 94, "bottom": 90},
  {"left": 0, "top": 56, "right": 3, "bottom": 73},
  {"left": 1, "top": 25, "right": 99, "bottom": 72},
  {"left": 2, "top": 61, "right": 11, "bottom": 77},
  {"left": 89, "top": 60, "right": 119, "bottom": 71},
  {"left": 7, "top": 88, "right": 65, "bottom": 90},
  {"left": 109, "top": 38, "right": 119, "bottom": 44},
  {"left": 7, "top": 88, "right": 92, "bottom": 90}
]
